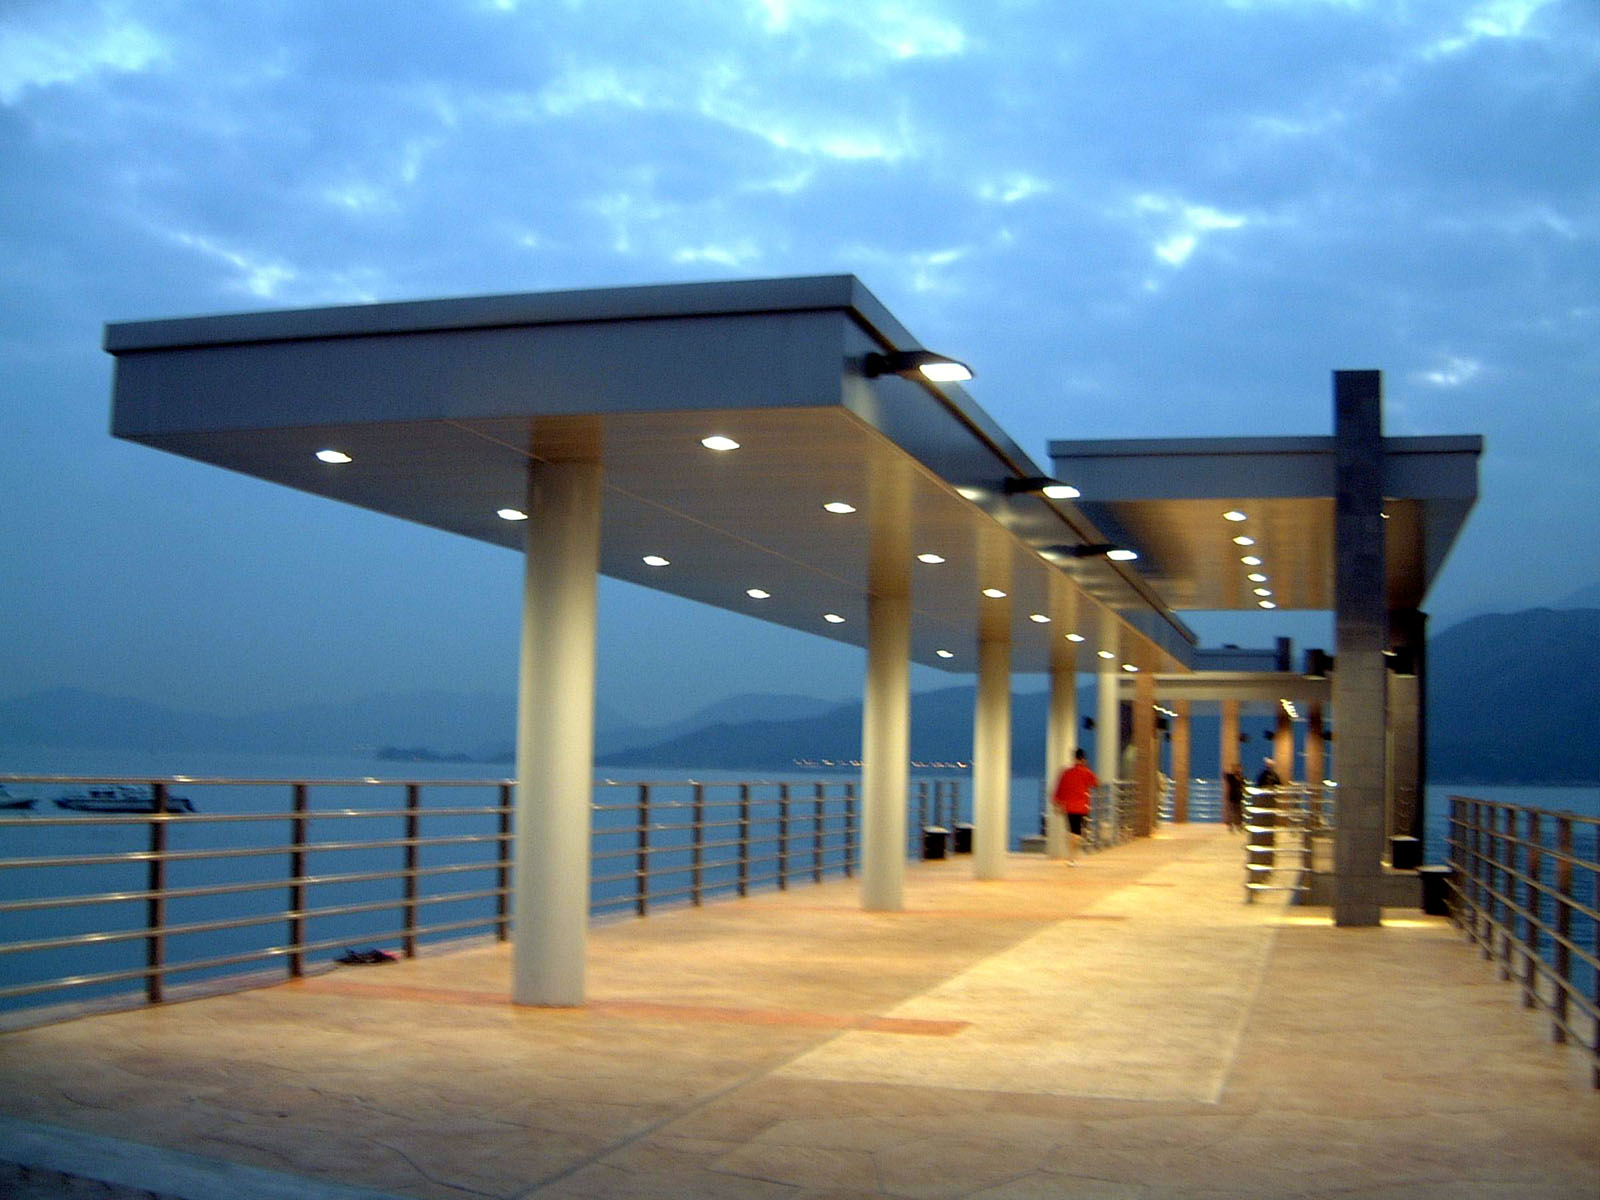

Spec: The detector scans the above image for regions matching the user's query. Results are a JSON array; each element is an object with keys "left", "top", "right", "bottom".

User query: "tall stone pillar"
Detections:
[
  {"left": 1045, "top": 638, "right": 1078, "bottom": 858},
  {"left": 973, "top": 630, "right": 1012, "bottom": 880},
  {"left": 1220, "top": 699, "right": 1240, "bottom": 780},
  {"left": 1172, "top": 700, "right": 1191, "bottom": 822},
  {"left": 1096, "top": 660, "right": 1120, "bottom": 785},
  {"left": 514, "top": 458, "right": 602, "bottom": 1006},
  {"left": 1306, "top": 705, "right": 1326, "bottom": 790},
  {"left": 1389, "top": 608, "right": 1428, "bottom": 847},
  {"left": 1332, "top": 370, "right": 1388, "bottom": 927},
  {"left": 1133, "top": 672, "right": 1157, "bottom": 837},
  {"left": 860, "top": 475, "right": 912, "bottom": 912},
  {"left": 1274, "top": 708, "right": 1295, "bottom": 782}
]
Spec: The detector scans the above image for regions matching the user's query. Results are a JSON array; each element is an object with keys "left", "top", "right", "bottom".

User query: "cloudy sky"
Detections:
[{"left": 1, "top": 0, "right": 1596, "bottom": 727}]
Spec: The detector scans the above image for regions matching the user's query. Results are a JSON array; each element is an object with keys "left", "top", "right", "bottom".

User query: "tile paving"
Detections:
[{"left": 0, "top": 826, "right": 1595, "bottom": 1199}]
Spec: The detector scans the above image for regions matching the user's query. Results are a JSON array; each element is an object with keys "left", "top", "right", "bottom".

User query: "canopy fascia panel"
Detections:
[{"left": 105, "top": 275, "right": 1194, "bottom": 676}]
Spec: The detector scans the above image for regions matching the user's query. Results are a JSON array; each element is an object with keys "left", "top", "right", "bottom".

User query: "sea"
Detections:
[{"left": 2, "top": 745, "right": 1596, "bottom": 1018}]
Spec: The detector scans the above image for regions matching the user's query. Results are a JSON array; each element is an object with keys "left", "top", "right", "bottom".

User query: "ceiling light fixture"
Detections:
[
  {"left": 642, "top": 555, "right": 669, "bottom": 567},
  {"left": 1040, "top": 543, "right": 1136, "bottom": 560},
  {"left": 1247, "top": 572, "right": 1268, "bottom": 583},
  {"left": 700, "top": 435, "right": 740, "bottom": 452},
  {"left": 822, "top": 612, "right": 845, "bottom": 624},
  {"left": 823, "top": 501, "right": 856, "bottom": 514},
  {"left": 917, "top": 553, "right": 946, "bottom": 564},
  {"left": 1122, "top": 663, "right": 1139, "bottom": 672},
  {"left": 982, "top": 587, "right": 1007, "bottom": 599},
  {"left": 1223, "top": 510, "right": 1247, "bottom": 522},
  {"left": 1259, "top": 600, "right": 1278, "bottom": 609},
  {"left": 746, "top": 588, "right": 771, "bottom": 599},
  {"left": 1001, "top": 476, "right": 1081, "bottom": 500},
  {"left": 497, "top": 508, "right": 528, "bottom": 521},
  {"left": 1233, "top": 535, "right": 1255, "bottom": 546},
  {"left": 1097, "top": 650, "right": 1116, "bottom": 660},
  {"left": 1029, "top": 613, "right": 1051, "bottom": 623},
  {"left": 1241, "top": 555, "right": 1263, "bottom": 566},
  {"left": 315, "top": 449, "right": 352, "bottom": 464},
  {"left": 1253, "top": 587, "right": 1272, "bottom": 597},
  {"left": 936, "top": 649, "right": 955, "bottom": 659},
  {"left": 1066, "top": 633, "right": 1085, "bottom": 643},
  {"left": 863, "top": 348, "right": 974, "bottom": 383}
]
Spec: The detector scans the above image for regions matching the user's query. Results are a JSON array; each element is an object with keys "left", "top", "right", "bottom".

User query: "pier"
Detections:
[{"left": 2, "top": 826, "right": 1595, "bottom": 1199}]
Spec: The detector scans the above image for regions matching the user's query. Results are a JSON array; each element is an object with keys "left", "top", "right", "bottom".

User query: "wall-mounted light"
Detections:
[
  {"left": 1002, "top": 476, "right": 1080, "bottom": 500},
  {"left": 863, "top": 349, "right": 973, "bottom": 383}
]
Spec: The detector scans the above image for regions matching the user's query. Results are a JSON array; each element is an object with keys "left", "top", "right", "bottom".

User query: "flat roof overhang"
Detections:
[
  {"left": 1049, "top": 435, "right": 1483, "bottom": 613},
  {"left": 106, "top": 275, "right": 1196, "bottom": 675}
]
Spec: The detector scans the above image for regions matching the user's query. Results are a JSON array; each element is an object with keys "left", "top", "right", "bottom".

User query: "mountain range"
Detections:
[{"left": 2, "top": 607, "right": 1596, "bottom": 783}]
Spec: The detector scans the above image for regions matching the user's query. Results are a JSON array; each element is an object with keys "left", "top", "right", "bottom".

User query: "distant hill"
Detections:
[{"left": 1428, "top": 608, "right": 1600, "bottom": 783}]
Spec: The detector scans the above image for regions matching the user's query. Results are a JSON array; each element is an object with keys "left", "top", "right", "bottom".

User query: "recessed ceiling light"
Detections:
[
  {"left": 642, "top": 555, "right": 670, "bottom": 567},
  {"left": 1223, "top": 510, "right": 1247, "bottom": 522},
  {"left": 1247, "top": 572, "right": 1268, "bottom": 583},
  {"left": 1106, "top": 548, "right": 1139, "bottom": 561},
  {"left": 746, "top": 588, "right": 771, "bottom": 599},
  {"left": 917, "top": 553, "right": 946, "bottom": 564},
  {"left": 1259, "top": 600, "right": 1278, "bottom": 609},
  {"left": 1097, "top": 650, "right": 1116, "bottom": 660},
  {"left": 497, "top": 508, "right": 528, "bottom": 521},
  {"left": 701, "top": 435, "right": 740, "bottom": 452},
  {"left": 1041, "top": 483, "right": 1081, "bottom": 500},
  {"left": 982, "top": 587, "right": 1007, "bottom": 599},
  {"left": 1241, "top": 555, "right": 1263, "bottom": 566},
  {"left": 823, "top": 501, "right": 856, "bottom": 514},
  {"left": 823, "top": 613, "right": 845, "bottom": 624},
  {"left": 1029, "top": 613, "right": 1051, "bottom": 623},
  {"left": 1066, "top": 633, "right": 1086, "bottom": 643},
  {"left": 955, "top": 486, "right": 984, "bottom": 501},
  {"left": 1122, "top": 663, "right": 1139, "bottom": 672},
  {"left": 935, "top": 649, "right": 954, "bottom": 659},
  {"left": 315, "top": 449, "right": 352, "bottom": 464},
  {"left": 1253, "top": 587, "right": 1272, "bottom": 597},
  {"left": 1233, "top": 535, "right": 1255, "bottom": 546}
]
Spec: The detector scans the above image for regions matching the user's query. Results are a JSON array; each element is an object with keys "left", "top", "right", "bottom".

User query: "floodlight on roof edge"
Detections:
[
  {"left": 862, "top": 349, "right": 974, "bottom": 383},
  {"left": 1002, "top": 475, "right": 1081, "bottom": 500}
]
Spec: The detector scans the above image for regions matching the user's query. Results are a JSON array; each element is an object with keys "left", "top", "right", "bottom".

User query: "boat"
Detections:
[
  {"left": 0, "top": 786, "right": 34, "bottom": 811},
  {"left": 53, "top": 786, "right": 195, "bottom": 813}
]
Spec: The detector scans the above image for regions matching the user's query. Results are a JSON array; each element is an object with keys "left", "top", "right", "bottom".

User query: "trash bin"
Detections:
[
  {"left": 952, "top": 823, "right": 974, "bottom": 854},
  {"left": 1390, "top": 835, "right": 1422, "bottom": 871},
  {"left": 922, "top": 826, "right": 949, "bottom": 860},
  {"left": 1418, "top": 864, "right": 1453, "bottom": 916}
]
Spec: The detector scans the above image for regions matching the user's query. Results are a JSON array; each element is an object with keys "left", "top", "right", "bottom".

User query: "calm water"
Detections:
[{"left": 2, "top": 746, "right": 1595, "bottom": 1015}]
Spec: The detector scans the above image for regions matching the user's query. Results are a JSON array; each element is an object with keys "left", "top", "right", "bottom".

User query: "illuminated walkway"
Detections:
[{"left": 1, "top": 827, "right": 1595, "bottom": 1199}]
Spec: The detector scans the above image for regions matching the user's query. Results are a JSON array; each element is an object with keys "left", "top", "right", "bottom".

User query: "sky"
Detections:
[{"left": 1, "top": 0, "right": 1596, "bottom": 728}]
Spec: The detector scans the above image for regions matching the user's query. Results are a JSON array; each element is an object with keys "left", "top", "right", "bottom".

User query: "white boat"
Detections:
[{"left": 53, "top": 786, "right": 195, "bottom": 813}]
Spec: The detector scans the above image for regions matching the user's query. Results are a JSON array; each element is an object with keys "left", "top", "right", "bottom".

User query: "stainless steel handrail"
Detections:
[
  {"left": 0, "top": 772, "right": 962, "bottom": 1020},
  {"left": 1447, "top": 795, "right": 1600, "bottom": 1088}
]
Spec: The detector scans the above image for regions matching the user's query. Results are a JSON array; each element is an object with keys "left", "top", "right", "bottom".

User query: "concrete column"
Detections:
[
  {"left": 1333, "top": 369, "right": 1388, "bottom": 927},
  {"left": 860, "top": 588, "right": 910, "bottom": 910},
  {"left": 1306, "top": 705, "right": 1326, "bottom": 789},
  {"left": 513, "top": 458, "right": 602, "bottom": 1006},
  {"left": 1096, "top": 660, "right": 1120, "bottom": 785},
  {"left": 1274, "top": 709, "right": 1295, "bottom": 782},
  {"left": 973, "top": 631, "right": 1012, "bottom": 880},
  {"left": 1044, "top": 639, "right": 1078, "bottom": 858},
  {"left": 1220, "top": 699, "right": 1240, "bottom": 781},
  {"left": 1389, "top": 609, "right": 1427, "bottom": 846},
  {"left": 1172, "top": 700, "right": 1191, "bottom": 823},
  {"left": 1132, "top": 672, "right": 1157, "bottom": 837}
]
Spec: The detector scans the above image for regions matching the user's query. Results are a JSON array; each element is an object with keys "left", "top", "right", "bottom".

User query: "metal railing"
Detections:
[
  {"left": 1446, "top": 795, "right": 1600, "bottom": 1088},
  {"left": 1158, "top": 778, "right": 1225, "bottom": 824},
  {"left": 0, "top": 773, "right": 962, "bottom": 1022},
  {"left": 1243, "top": 785, "right": 1334, "bottom": 903}
]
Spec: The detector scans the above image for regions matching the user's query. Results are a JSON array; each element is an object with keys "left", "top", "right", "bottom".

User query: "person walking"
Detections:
[
  {"left": 1052, "top": 748, "right": 1098, "bottom": 864},
  {"left": 1223, "top": 762, "right": 1246, "bottom": 832}
]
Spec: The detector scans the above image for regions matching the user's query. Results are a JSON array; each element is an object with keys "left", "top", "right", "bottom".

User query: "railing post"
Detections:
[
  {"left": 777, "top": 784, "right": 790, "bottom": 890},
  {"left": 496, "top": 783, "right": 512, "bottom": 941},
  {"left": 1553, "top": 815, "right": 1572, "bottom": 1044},
  {"left": 1521, "top": 809, "right": 1539, "bottom": 1009},
  {"left": 917, "top": 780, "right": 928, "bottom": 844},
  {"left": 691, "top": 783, "right": 705, "bottom": 907},
  {"left": 843, "top": 783, "right": 855, "bottom": 878},
  {"left": 636, "top": 784, "right": 650, "bottom": 917},
  {"left": 288, "top": 783, "right": 309, "bottom": 978},
  {"left": 146, "top": 782, "right": 167, "bottom": 1005},
  {"left": 812, "top": 783, "right": 824, "bottom": 883},
  {"left": 403, "top": 784, "right": 420, "bottom": 958},
  {"left": 737, "top": 784, "right": 750, "bottom": 898}
]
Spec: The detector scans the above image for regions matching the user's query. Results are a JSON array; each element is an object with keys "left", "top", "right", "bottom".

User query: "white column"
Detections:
[
  {"left": 973, "top": 632, "right": 1012, "bottom": 880},
  {"left": 861, "top": 586, "right": 910, "bottom": 910},
  {"left": 513, "top": 459, "right": 602, "bottom": 1007},
  {"left": 1045, "top": 640, "right": 1077, "bottom": 858},
  {"left": 1095, "top": 660, "right": 1120, "bottom": 785}
]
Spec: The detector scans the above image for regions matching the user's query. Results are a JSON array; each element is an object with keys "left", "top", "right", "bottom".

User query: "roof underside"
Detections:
[{"left": 105, "top": 276, "right": 1196, "bottom": 677}]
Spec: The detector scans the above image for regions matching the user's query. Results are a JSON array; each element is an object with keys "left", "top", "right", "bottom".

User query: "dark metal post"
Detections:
[
  {"left": 288, "top": 783, "right": 309, "bottom": 978},
  {"left": 777, "top": 784, "right": 790, "bottom": 890},
  {"left": 843, "top": 783, "right": 855, "bottom": 878},
  {"left": 146, "top": 782, "right": 168, "bottom": 1004},
  {"left": 403, "top": 784, "right": 420, "bottom": 958},
  {"left": 496, "top": 783, "right": 512, "bottom": 941},
  {"left": 636, "top": 784, "right": 650, "bottom": 916},
  {"left": 691, "top": 783, "right": 705, "bottom": 906},
  {"left": 737, "top": 784, "right": 750, "bottom": 898},
  {"left": 812, "top": 783, "right": 824, "bottom": 882},
  {"left": 1554, "top": 816, "right": 1572, "bottom": 1044},
  {"left": 1522, "top": 810, "right": 1540, "bottom": 1009}
]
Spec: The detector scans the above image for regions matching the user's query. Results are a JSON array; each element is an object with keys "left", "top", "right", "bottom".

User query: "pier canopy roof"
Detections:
[
  {"left": 1049, "top": 435, "right": 1482, "bottom": 614},
  {"left": 106, "top": 275, "right": 1194, "bottom": 675}
]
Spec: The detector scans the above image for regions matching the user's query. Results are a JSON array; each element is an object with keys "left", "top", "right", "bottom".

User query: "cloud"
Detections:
[{"left": 0, "top": 3, "right": 166, "bottom": 104}]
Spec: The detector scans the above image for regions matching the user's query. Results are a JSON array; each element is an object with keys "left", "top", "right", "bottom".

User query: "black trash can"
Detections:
[
  {"left": 922, "top": 826, "right": 949, "bottom": 860},
  {"left": 1418, "top": 864, "right": 1453, "bottom": 916},
  {"left": 952, "top": 823, "right": 974, "bottom": 855}
]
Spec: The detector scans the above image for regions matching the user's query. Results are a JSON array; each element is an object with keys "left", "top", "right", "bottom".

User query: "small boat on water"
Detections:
[
  {"left": 0, "top": 786, "right": 35, "bottom": 811},
  {"left": 53, "top": 786, "right": 195, "bottom": 814}
]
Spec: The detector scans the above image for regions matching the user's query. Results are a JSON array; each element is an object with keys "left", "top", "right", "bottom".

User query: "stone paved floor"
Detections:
[{"left": 1, "top": 827, "right": 1595, "bottom": 1199}]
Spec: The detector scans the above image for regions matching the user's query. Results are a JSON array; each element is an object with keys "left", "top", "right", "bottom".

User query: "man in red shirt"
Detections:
[{"left": 1052, "top": 748, "right": 1098, "bottom": 864}]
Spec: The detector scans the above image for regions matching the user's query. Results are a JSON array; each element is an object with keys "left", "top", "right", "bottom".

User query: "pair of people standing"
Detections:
[
  {"left": 1225, "top": 758, "right": 1282, "bottom": 832},
  {"left": 1050, "top": 749, "right": 1097, "bottom": 864}
]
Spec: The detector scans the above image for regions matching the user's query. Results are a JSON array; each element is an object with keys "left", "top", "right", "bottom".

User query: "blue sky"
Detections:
[{"left": 1, "top": 0, "right": 1596, "bottom": 726}]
